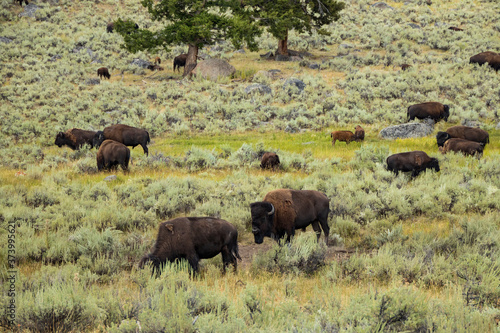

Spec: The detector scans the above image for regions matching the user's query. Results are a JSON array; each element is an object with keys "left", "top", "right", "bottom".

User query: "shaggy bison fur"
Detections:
[
  {"left": 470, "top": 51, "right": 500, "bottom": 71},
  {"left": 407, "top": 102, "right": 450, "bottom": 122},
  {"left": 173, "top": 54, "right": 188, "bottom": 72},
  {"left": 250, "top": 189, "right": 330, "bottom": 244},
  {"left": 138, "top": 217, "right": 241, "bottom": 274},
  {"left": 106, "top": 22, "right": 114, "bottom": 33},
  {"left": 97, "top": 67, "right": 110, "bottom": 79},
  {"left": 96, "top": 140, "right": 130, "bottom": 172},
  {"left": 260, "top": 152, "right": 280, "bottom": 170},
  {"left": 448, "top": 26, "right": 463, "bottom": 31},
  {"left": 401, "top": 64, "right": 412, "bottom": 71},
  {"left": 54, "top": 128, "right": 97, "bottom": 150},
  {"left": 436, "top": 126, "right": 489, "bottom": 147},
  {"left": 93, "top": 124, "right": 150, "bottom": 156},
  {"left": 354, "top": 125, "right": 365, "bottom": 141},
  {"left": 386, "top": 151, "right": 440, "bottom": 177},
  {"left": 154, "top": 56, "right": 161, "bottom": 65},
  {"left": 440, "top": 138, "right": 484, "bottom": 158},
  {"left": 331, "top": 126, "right": 364, "bottom": 146}
]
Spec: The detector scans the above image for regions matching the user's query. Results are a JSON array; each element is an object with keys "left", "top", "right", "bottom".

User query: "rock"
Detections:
[
  {"left": 283, "top": 78, "right": 306, "bottom": 94},
  {"left": 260, "top": 51, "right": 274, "bottom": 59},
  {"left": 461, "top": 120, "right": 483, "bottom": 127},
  {"left": 85, "top": 78, "right": 100, "bottom": 85},
  {"left": 370, "top": 2, "right": 393, "bottom": 10},
  {"left": 234, "top": 49, "right": 245, "bottom": 54},
  {"left": 339, "top": 44, "right": 353, "bottom": 49},
  {"left": 190, "top": 58, "right": 236, "bottom": 80},
  {"left": 496, "top": 122, "right": 500, "bottom": 130},
  {"left": 0, "top": 37, "right": 13, "bottom": 44},
  {"left": 131, "top": 58, "right": 153, "bottom": 69},
  {"left": 309, "top": 63, "right": 320, "bottom": 70},
  {"left": 104, "top": 175, "right": 117, "bottom": 182},
  {"left": 408, "top": 23, "right": 421, "bottom": 29},
  {"left": 275, "top": 54, "right": 290, "bottom": 62},
  {"left": 290, "top": 56, "right": 302, "bottom": 62},
  {"left": 379, "top": 123, "right": 434, "bottom": 139},
  {"left": 48, "top": 54, "right": 62, "bottom": 62},
  {"left": 244, "top": 84, "right": 272, "bottom": 95},
  {"left": 19, "top": 4, "right": 40, "bottom": 18}
]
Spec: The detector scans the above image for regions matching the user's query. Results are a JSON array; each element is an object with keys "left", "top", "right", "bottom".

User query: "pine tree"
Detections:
[{"left": 115, "top": 0, "right": 261, "bottom": 76}]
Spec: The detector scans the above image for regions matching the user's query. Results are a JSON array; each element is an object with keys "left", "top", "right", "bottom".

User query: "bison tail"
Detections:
[
  {"left": 146, "top": 131, "right": 151, "bottom": 144},
  {"left": 231, "top": 241, "right": 242, "bottom": 261}
]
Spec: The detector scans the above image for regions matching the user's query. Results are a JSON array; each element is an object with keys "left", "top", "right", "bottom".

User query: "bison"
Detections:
[
  {"left": 138, "top": 217, "right": 241, "bottom": 274},
  {"left": 96, "top": 140, "right": 130, "bottom": 171},
  {"left": 260, "top": 152, "right": 280, "bottom": 170},
  {"left": 97, "top": 67, "right": 110, "bottom": 79},
  {"left": 93, "top": 124, "right": 150, "bottom": 156},
  {"left": 154, "top": 56, "right": 161, "bottom": 65},
  {"left": 436, "top": 126, "right": 489, "bottom": 147},
  {"left": 354, "top": 125, "right": 365, "bottom": 141},
  {"left": 401, "top": 64, "right": 412, "bottom": 71},
  {"left": 448, "top": 26, "right": 463, "bottom": 31},
  {"left": 106, "top": 22, "right": 114, "bottom": 33},
  {"left": 407, "top": 102, "right": 450, "bottom": 122},
  {"left": 440, "top": 138, "right": 484, "bottom": 158},
  {"left": 250, "top": 189, "right": 330, "bottom": 245},
  {"left": 331, "top": 130, "right": 356, "bottom": 146},
  {"left": 55, "top": 128, "right": 97, "bottom": 150},
  {"left": 173, "top": 54, "right": 188, "bottom": 72},
  {"left": 470, "top": 51, "right": 500, "bottom": 71},
  {"left": 386, "top": 151, "right": 440, "bottom": 177}
]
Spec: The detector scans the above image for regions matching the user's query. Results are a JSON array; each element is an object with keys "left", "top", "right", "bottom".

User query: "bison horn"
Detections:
[{"left": 267, "top": 203, "right": 275, "bottom": 215}]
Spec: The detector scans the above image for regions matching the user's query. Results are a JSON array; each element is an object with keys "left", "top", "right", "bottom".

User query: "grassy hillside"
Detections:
[{"left": 1, "top": 0, "right": 500, "bottom": 331}]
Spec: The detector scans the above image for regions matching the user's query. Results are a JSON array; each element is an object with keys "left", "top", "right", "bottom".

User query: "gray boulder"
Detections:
[
  {"left": 371, "top": 2, "right": 393, "bottom": 10},
  {"left": 104, "top": 175, "right": 117, "bottom": 182},
  {"left": 191, "top": 59, "right": 235, "bottom": 80},
  {"left": 244, "top": 84, "right": 272, "bottom": 95},
  {"left": 379, "top": 123, "right": 434, "bottom": 139},
  {"left": 85, "top": 78, "right": 100, "bottom": 85},
  {"left": 283, "top": 78, "right": 306, "bottom": 94},
  {"left": 19, "top": 4, "right": 40, "bottom": 18},
  {"left": 461, "top": 120, "right": 483, "bottom": 128},
  {"left": 131, "top": 58, "right": 153, "bottom": 69},
  {"left": 0, "top": 37, "right": 13, "bottom": 44}
]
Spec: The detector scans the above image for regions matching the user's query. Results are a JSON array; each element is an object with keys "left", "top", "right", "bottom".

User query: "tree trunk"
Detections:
[
  {"left": 183, "top": 44, "right": 199, "bottom": 76},
  {"left": 277, "top": 32, "right": 288, "bottom": 56}
]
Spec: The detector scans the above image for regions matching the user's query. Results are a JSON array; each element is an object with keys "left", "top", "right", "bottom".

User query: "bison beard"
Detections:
[
  {"left": 139, "top": 217, "right": 241, "bottom": 275},
  {"left": 250, "top": 189, "right": 330, "bottom": 245},
  {"left": 260, "top": 152, "right": 280, "bottom": 170}
]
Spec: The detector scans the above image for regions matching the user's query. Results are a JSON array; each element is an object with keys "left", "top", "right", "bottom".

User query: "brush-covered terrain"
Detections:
[{"left": 1, "top": 0, "right": 500, "bottom": 331}]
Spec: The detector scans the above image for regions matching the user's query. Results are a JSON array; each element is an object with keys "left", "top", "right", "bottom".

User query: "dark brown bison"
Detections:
[
  {"left": 407, "top": 102, "right": 450, "bottom": 122},
  {"left": 138, "top": 217, "right": 241, "bottom": 274},
  {"left": 261, "top": 152, "right": 280, "bottom": 170},
  {"left": 250, "top": 189, "right": 330, "bottom": 244},
  {"left": 147, "top": 64, "right": 164, "bottom": 71},
  {"left": 96, "top": 140, "right": 130, "bottom": 171},
  {"left": 93, "top": 124, "right": 150, "bottom": 156},
  {"left": 17, "top": 0, "right": 28, "bottom": 5},
  {"left": 354, "top": 125, "right": 365, "bottom": 141},
  {"left": 154, "top": 56, "right": 161, "bottom": 65},
  {"left": 54, "top": 128, "right": 97, "bottom": 150},
  {"left": 97, "top": 67, "right": 110, "bottom": 79},
  {"left": 386, "top": 151, "right": 440, "bottom": 177},
  {"left": 401, "top": 64, "right": 412, "bottom": 71},
  {"left": 173, "top": 54, "right": 188, "bottom": 72},
  {"left": 106, "top": 22, "right": 114, "bottom": 33},
  {"left": 448, "top": 26, "right": 463, "bottom": 31},
  {"left": 440, "top": 138, "right": 484, "bottom": 158},
  {"left": 331, "top": 130, "right": 356, "bottom": 146},
  {"left": 470, "top": 51, "right": 500, "bottom": 71},
  {"left": 436, "top": 126, "right": 489, "bottom": 147}
]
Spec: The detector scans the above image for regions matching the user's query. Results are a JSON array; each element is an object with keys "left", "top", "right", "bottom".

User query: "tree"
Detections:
[
  {"left": 248, "top": 0, "right": 345, "bottom": 56},
  {"left": 115, "top": 0, "right": 261, "bottom": 76}
]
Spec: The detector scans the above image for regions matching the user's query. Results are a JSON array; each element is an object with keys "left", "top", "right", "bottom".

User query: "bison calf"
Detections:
[
  {"left": 97, "top": 67, "right": 110, "bottom": 79},
  {"left": 139, "top": 217, "right": 241, "bottom": 275},
  {"left": 173, "top": 54, "right": 188, "bottom": 72},
  {"left": 436, "top": 126, "right": 489, "bottom": 147},
  {"left": 354, "top": 125, "right": 365, "bottom": 141},
  {"left": 331, "top": 130, "right": 355, "bottom": 146},
  {"left": 94, "top": 124, "right": 150, "bottom": 156},
  {"left": 154, "top": 56, "right": 161, "bottom": 65},
  {"left": 440, "top": 138, "right": 484, "bottom": 158},
  {"left": 55, "top": 128, "right": 97, "bottom": 150},
  {"left": 96, "top": 140, "right": 130, "bottom": 172},
  {"left": 407, "top": 102, "right": 450, "bottom": 123},
  {"left": 261, "top": 152, "right": 280, "bottom": 170},
  {"left": 106, "top": 22, "right": 114, "bottom": 33},
  {"left": 386, "top": 151, "right": 440, "bottom": 177}
]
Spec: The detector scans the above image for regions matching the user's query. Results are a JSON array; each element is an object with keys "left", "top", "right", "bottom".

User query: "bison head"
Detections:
[
  {"left": 443, "top": 105, "right": 450, "bottom": 121},
  {"left": 436, "top": 131, "right": 450, "bottom": 147},
  {"left": 93, "top": 131, "right": 105, "bottom": 148},
  {"left": 54, "top": 132, "right": 66, "bottom": 147},
  {"left": 250, "top": 202, "right": 275, "bottom": 244},
  {"left": 428, "top": 158, "right": 440, "bottom": 172}
]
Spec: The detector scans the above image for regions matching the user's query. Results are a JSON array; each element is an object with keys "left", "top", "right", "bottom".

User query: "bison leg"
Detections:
[
  {"left": 141, "top": 144, "right": 149, "bottom": 156},
  {"left": 311, "top": 221, "right": 322, "bottom": 242},
  {"left": 187, "top": 254, "right": 199, "bottom": 273},
  {"left": 221, "top": 246, "right": 237, "bottom": 273},
  {"left": 317, "top": 217, "right": 330, "bottom": 245},
  {"left": 332, "top": 140, "right": 336, "bottom": 146}
]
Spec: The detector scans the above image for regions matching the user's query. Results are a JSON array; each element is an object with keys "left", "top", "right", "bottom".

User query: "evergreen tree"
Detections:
[
  {"left": 115, "top": 0, "right": 261, "bottom": 76},
  {"left": 249, "top": 0, "right": 345, "bottom": 56}
]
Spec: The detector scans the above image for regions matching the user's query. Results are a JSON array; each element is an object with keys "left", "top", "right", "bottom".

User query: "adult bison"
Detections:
[
  {"left": 97, "top": 67, "right": 110, "bottom": 79},
  {"left": 386, "top": 151, "right": 440, "bottom": 177},
  {"left": 138, "top": 217, "right": 241, "bottom": 274},
  {"left": 93, "top": 124, "right": 150, "bottom": 156},
  {"left": 250, "top": 189, "right": 330, "bottom": 244},
  {"left": 407, "top": 102, "right": 450, "bottom": 122},
  {"left": 54, "top": 128, "right": 97, "bottom": 150},
  {"left": 261, "top": 152, "right": 280, "bottom": 170},
  {"left": 106, "top": 22, "right": 114, "bottom": 33},
  {"left": 173, "top": 54, "right": 187, "bottom": 72},
  {"left": 354, "top": 125, "right": 365, "bottom": 141},
  {"left": 440, "top": 138, "right": 484, "bottom": 158},
  {"left": 436, "top": 126, "right": 489, "bottom": 147},
  {"left": 96, "top": 140, "right": 130, "bottom": 171},
  {"left": 470, "top": 51, "right": 500, "bottom": 71}
]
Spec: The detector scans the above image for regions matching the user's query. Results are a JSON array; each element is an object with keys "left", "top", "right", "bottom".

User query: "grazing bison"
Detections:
[
  {"left": 54, "top": 128, "right": 97, "bottom": 150},
  {"left": 331, "top": 130, "right": 357, "bottom": 146},
  {"left": 440, "top": 138, "right": 484, "bottom": 158},
  {"left": 401, "top": 64, "right": 412, "bottom": 71},
  {"left": 97, "top": 67, "right": 110, "bottom": 79},
  {"left": 138, "top": 217, "right": 241, "bottom": 274},
  {"left": 260, "top": 152, "right": 280, "bottom": 170},
  {"left": 147, "top": 64, "right": 164, "bottom": 71},
  {"left": 96, "top": 140, "right": 130, "bottom": 171},
  {"left": 106, "top": 22, "right": 114, "bottom": 33},
  {"left": 250, "top": 189, "right": 330, "bottom": 244},
  {"left": 173, "top": 54, "right": 188, "bottom": 72},
  {"left": 93, "top": 124, "right": 150, "bottom": 156},
  {"left": 17, "top": 0, "right": 28, "bottom": 5},
  {"left": 470, "top": 51, "right": 500, "bottom": 71},
  {"left": 386, "top": 151, "right": 440, "bottom": 177},
  {"left": 407, "top": 102, "right": 450, "bottom": 122},
  {"left": 448, "top": 27, "right": 463, "bottom": 31},
  {"left": 436, "top": 126, "right": 489, "bottom": 147},
  {"left": 354, "top": 125, "right": 365, "bottom": 141}
]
